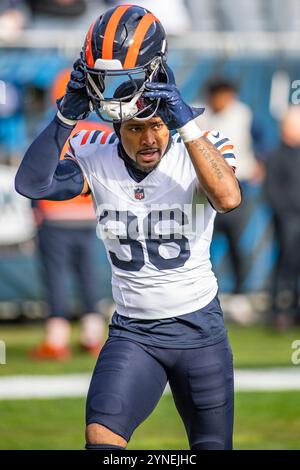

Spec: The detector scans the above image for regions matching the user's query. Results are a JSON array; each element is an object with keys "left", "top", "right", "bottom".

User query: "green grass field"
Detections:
[
  {"left": 1, "top": 322, "right": 300, "bottom": 449},
  {"left": 0, "top": 392, "right": 300, "bottom": 450},
  {"left": 1, "top": 322, "right": 300, "bottom": 375}
]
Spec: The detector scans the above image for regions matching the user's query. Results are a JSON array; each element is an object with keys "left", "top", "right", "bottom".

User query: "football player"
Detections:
[{"left": 15, "top": 5, "right": 241, "bottom": 450}]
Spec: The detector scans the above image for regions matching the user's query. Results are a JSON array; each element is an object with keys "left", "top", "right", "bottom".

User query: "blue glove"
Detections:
[
  {"left": 144, "top": 77, "right": 204, "bottom": 131},
  {"left": 57, "top": 59, "right": 91, "bottom": 121}
]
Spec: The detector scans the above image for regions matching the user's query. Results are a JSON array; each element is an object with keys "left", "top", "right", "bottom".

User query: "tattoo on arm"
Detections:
[{"left": 186, "top": 137, "right": 230, "bottom": 180}]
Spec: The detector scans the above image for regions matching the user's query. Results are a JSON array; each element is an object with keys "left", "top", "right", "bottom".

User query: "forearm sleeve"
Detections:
[{"left": 15, "top": 116, "right": 84, "bottom": 200}]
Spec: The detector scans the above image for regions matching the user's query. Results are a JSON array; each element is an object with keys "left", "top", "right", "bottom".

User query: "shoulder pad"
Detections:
[{"left": 67, "top": 130, "right": 118, "bottom": 158}]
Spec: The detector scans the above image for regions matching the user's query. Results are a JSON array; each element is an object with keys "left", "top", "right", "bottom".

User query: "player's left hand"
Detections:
[
  {"left": 144, "top": 77, "right": 204, "bottom": 131},
  {"left": 57, "top": 58, "right": 91, "bottom": 122}
]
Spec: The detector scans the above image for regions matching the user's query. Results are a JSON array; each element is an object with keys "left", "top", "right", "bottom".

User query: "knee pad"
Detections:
[{"left": 86, "top": 444, "right": 125, "bottom": 450}]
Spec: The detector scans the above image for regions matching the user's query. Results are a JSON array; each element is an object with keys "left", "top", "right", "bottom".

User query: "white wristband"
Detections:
[
  {"left": 177, "top": 120, "right": 204, "bottom": 143},
  {"left": 56, "top": 111, "right": 77, "bottom": 127}
]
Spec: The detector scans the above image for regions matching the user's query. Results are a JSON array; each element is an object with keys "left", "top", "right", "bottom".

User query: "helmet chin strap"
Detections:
[{"left": 102, "top": 90, "right": 143, "bottom": 121}]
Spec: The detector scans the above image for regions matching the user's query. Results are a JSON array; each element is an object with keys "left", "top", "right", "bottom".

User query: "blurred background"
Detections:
[{"left": 0, "top": 0, "right": 300, "bottom": 450}]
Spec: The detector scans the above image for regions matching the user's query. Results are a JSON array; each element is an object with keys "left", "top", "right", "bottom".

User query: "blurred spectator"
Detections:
[
  {"left": 0, "top": 0, "right": 113, "bottom": 34},
  {"left": 30, "top": 70, "right": 109, "bottom": 360},
  {"left": 0, "top": 0, "right": 26, "bottom": 41},
  {"left": 25, "top": 0, "right": 105, "bottom": 30},
  {"left": 0, "top": 163, "right": 35, "bottom": 246},
  {"left": 26, "top": 0, "right": 87, "bottom": 18},
  {"left": 201, "top": 79, "right": 265, "bottom": 183},
  {"left": 196, "top": 79, "right": 265, "bottom": 323},
  {"left": 265, "top": 106, "right": 300, "bottom": 330}
]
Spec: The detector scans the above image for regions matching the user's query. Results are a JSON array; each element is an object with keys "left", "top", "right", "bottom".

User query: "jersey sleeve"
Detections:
[
  {"left": 64, "top": 130, "right": 85, "bottom": 160},
  {"left": 204, "top": 130, "right": 237, "bottom": 173},
  {"left": 64, "top": 129, "right": 117, "bottom": 189},
  {"left": 65, "top": 129, "right": 117, "bottom": 159}
]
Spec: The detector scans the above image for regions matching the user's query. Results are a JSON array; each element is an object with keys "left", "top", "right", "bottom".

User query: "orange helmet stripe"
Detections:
[
  {"left": 102, "top": 4, "right": 132, "bottom": 60},
  {"left": 123, "top": 13, "right": 158, "bottom": 69},
  {"left": 85, "top": 21, "right": 97, "bottom": 67}
]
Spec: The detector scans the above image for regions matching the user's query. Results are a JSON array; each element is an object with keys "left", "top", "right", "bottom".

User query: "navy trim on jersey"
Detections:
[
  {"left": 108, "top": 133, "right": 118, "bottom": 144},
  {"left": 215, "top": 138, "right": 229, "bottom": 148},
  {"left": 90, "top": 130, "right": 102, "bottom": 144}
]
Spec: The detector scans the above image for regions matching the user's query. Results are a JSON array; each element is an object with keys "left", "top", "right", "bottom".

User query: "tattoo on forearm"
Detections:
[{"left": 187, "top": 137, "right": 228, "bottom": 180}]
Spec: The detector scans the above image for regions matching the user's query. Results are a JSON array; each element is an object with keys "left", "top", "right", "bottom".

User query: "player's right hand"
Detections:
[
  {"left": 144, "top": 81, "right": 204, "bottom": 131},
  {"left": 57, "top": 58, "right": 91, "bottom": 122}
]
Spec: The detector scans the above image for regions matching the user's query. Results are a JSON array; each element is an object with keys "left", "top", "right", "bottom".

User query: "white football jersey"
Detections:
[{"left": 67, "top": 129, "right": 236, "bottom": 319}]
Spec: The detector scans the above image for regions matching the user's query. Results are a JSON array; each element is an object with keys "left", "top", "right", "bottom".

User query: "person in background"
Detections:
[
  {"left": 30, "top": 69, "right": 109, "bottom": 360},
  {"left": 26, "top": 0, "right": 87, "bottom": 18},
  {"left": 265, "top": 106, "right": 300, "bottom": 330},
  {"left": 197, "top": 79, "right": 265, "bottom": 324},
  {"left": 0, "top": 0, "right": 26, "bottom": 41}
]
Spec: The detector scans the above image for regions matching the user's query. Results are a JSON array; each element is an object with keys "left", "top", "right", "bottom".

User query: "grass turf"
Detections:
[
  {"left": 1, "top": 322, "right": 300, "bottom": 450},
  {"left": 0, "top": 322, "right": 300, "bottom": 375},
  {"left": 0, "top": 392, "right": 300, "bottom": 450}
]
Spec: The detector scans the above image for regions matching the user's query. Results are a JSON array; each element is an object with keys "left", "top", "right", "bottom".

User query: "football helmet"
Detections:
[{"left": 81, "top": 4, "right": 168, "bottom": 123}]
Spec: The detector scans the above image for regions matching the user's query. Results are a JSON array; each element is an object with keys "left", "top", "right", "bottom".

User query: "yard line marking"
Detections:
[{"left": 0, "top": 369, "right": 300, "bottom": 400}]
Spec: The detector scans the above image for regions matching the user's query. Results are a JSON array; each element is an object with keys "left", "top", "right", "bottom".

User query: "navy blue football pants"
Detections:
[
  {"left": 86, "top": 336, "right": 234, "bottom": 449},
  {"left": 38, "top": 224, "right": 100, "bottom": 318}
]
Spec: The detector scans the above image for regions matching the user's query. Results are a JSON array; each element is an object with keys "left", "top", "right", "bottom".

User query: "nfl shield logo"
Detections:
[{"left": 134, "top": 188, "right": 145, "bottom": 200}]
